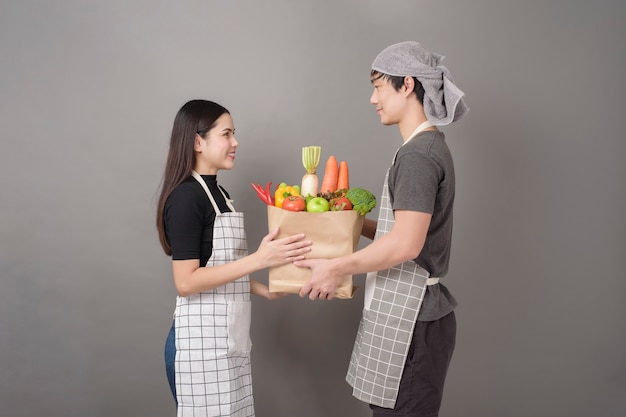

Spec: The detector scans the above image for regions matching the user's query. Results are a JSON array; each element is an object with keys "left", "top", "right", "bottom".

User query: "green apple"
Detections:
[{"left": 306, "top": 196, "right": 330, "bottom": 212}]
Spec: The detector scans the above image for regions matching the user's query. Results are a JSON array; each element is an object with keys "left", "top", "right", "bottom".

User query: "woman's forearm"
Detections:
[
  {"left": 173, "top": 253, "right": 264, "bottom": 296},
  {"left": 361, "top": 217, "right": 377, "bottom": 240}
]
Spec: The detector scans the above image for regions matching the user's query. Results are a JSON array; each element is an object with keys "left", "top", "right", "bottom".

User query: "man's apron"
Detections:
[
  {"left": 346, "top": 121, "right": 440, "bottom": 409},
  {"left": 174, "top": 171, "right": 254, "bottom": 417}
]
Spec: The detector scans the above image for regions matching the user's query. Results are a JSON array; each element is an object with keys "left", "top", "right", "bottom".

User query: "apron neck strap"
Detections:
[
  {"left": 191, "top": 170, "right": 236, "bottom": 213},
  {"left": 392, "top": 120, "right": 434, "bottom": 164},
  {"left": 406, "top": 120, "right": 433, "bottom": 143}
]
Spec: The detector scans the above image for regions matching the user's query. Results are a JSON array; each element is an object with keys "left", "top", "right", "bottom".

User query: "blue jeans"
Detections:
[{"left": 164, "top": 320, "right": 177, "bottom": 404}]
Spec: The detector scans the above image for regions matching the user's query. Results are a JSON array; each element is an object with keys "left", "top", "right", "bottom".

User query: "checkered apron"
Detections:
[
  {"left": 174, "top": 171, "right": 254, "bottom": 417},
  {"left": 346, "top": 122, "right": 439, "bottom": 409}
]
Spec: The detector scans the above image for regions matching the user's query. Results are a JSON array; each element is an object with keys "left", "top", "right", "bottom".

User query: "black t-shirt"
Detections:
[
  {"left": 389, "top": 130, "right": 454, "bottom": 277},
  {"left": 388, "top": 131, "right": 458, "bottom": 321},
  {"left": 164, "top": 175, "right": 232, "bottom": 266}
]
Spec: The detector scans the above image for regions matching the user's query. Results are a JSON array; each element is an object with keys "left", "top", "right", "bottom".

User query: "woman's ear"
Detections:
[{"left": 193, "top": 133, "right": 203, "bottom": 152}]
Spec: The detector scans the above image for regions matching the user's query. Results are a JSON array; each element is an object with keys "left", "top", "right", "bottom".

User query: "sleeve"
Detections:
[
  {"left": 164, "top": 185, "right": 206, "bottom": 260},
  {"left": 389, "top": 151, "right": 440, "bottom": 214}
]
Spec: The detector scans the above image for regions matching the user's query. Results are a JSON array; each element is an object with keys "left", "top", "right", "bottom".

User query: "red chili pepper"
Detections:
[
  {"left": 264, "top": 181, "right": 273, "bottom": 205},
  {"left": 250, "top": 182, "right": 273, "bottom": 205},
  {"left": 250, "top": 183, "right": 266, "bottom": 203}
]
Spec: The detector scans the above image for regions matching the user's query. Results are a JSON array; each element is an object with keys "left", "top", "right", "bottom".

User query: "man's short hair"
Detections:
[{"left": 371, "top": 70, "right": 426, "bottom": 104}]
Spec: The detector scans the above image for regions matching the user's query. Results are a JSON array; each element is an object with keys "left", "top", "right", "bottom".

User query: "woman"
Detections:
[{"left": 156, "top": 99, "right": 311, "bottom": 416}]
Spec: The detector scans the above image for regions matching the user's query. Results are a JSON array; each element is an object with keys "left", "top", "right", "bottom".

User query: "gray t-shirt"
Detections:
[{"left": 388, "top": 130, "right": 457, "bottom": 321}]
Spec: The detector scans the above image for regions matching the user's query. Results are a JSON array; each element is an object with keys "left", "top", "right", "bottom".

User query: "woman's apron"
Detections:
[
  {"left": 174, "top": 171, "right": 254, "bottom": 417},
  {"left": 346, "top": 122, "right": 440, "bottom": 409}
]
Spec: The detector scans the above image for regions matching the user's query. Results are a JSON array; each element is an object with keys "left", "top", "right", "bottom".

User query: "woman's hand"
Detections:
[
  {"left": 250, "top": 279, "right": 289, "bottom": 300},
  {"left": 254, "top": 228, "right": 311, "bottom": 269}
]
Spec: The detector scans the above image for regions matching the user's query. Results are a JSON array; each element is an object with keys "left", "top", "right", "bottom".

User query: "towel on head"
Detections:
[{"left": 372, "top": 41, "right": 469, "bottom": 125}]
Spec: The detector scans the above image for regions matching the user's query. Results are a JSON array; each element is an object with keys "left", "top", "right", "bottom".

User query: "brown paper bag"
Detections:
[{"left": 267, "top": 205, "right": 364, "bottom": 299}]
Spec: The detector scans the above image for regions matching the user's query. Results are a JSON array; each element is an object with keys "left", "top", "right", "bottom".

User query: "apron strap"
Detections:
[
  {"left": 392, "top": 120, "right": 433, "bottom": 164},
  {"left": 191, "top": 170, "right": 236, "bottom": 213}
]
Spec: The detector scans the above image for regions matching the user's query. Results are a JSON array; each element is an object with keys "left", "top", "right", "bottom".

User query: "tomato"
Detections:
[
  {"left": 330, "top": 196, "right": 353, "bottom": 211},
  {"left": 282, "top": 195, "right": 306, "bottom": 211},
  {"left": 274, "top": 183, "right": 300, "bottom": 208}
]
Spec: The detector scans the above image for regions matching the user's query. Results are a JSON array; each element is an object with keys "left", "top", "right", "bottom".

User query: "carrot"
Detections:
[
  {"left": 337, "top": 160, "right": 349, "bottom": 191},
  {"left": 320, "top": 155, "right": 339, "bottom": 193}
]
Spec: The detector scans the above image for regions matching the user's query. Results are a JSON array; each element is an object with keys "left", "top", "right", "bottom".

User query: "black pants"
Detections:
[{"left": 370, "top": 311, "right": 456, "bottom": 417}]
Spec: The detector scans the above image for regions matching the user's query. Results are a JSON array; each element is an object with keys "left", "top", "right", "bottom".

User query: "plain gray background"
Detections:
[{"left": 1, "top": 1, "right": 625, "bottom": 416}]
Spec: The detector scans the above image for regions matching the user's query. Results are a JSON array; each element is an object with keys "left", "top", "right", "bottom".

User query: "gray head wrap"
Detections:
[{"left": 372, "top": 41, "right": 469, "bottom": 125}]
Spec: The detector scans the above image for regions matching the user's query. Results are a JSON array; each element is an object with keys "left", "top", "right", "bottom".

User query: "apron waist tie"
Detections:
[{"left": 427, "top": 277, "right": 440, "bottom": 286}]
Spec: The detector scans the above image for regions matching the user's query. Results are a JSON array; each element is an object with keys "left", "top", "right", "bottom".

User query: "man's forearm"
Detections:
[{"left": 332, "top": 231, "right": 422, "bottom": 277}]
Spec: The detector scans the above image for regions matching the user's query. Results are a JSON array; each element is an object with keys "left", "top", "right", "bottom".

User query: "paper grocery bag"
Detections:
[{"left": 267, "top": 205, "right": 364, "bottom": 299}]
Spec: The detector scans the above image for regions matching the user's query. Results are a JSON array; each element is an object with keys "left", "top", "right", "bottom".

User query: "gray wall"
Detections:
[{"left": 1, "top": 1, "right": 625, "bottom": 416}]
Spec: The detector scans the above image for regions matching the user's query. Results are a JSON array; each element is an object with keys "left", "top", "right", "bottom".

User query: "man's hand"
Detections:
[
  {"left": 294, "top": 258, "right": 342, "bottom": 300},
  {"left": 294, "top": 211, "right": 432, "bottom": 300}
]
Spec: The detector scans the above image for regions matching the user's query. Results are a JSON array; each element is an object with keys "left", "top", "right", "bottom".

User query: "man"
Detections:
[{"left": 296, "top": 41, "right": 469, "bottom": 416}]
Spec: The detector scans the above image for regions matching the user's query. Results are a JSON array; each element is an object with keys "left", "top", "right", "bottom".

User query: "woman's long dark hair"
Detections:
[{"left": 156, "top": 100, "right": 230, "bottom": 255}]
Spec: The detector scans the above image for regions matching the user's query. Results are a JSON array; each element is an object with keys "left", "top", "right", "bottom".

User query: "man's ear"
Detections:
[{"left": 403, "top": 76, "right": 415, "bottom": 96}]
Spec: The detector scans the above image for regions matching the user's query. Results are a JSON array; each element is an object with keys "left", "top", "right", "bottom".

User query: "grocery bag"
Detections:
[{"left": 267, "top": 205, "right": 364, "bottom": 299}]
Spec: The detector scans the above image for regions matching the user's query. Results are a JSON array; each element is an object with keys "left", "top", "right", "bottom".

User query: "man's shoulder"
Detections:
[{"left": 398, "top": 131, "right": 451, "bottom": 162}]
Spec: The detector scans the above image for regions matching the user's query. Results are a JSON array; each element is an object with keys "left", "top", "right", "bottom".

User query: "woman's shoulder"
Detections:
[{"left": 166, "top": 178, "right": 205, "bottom": 207}]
